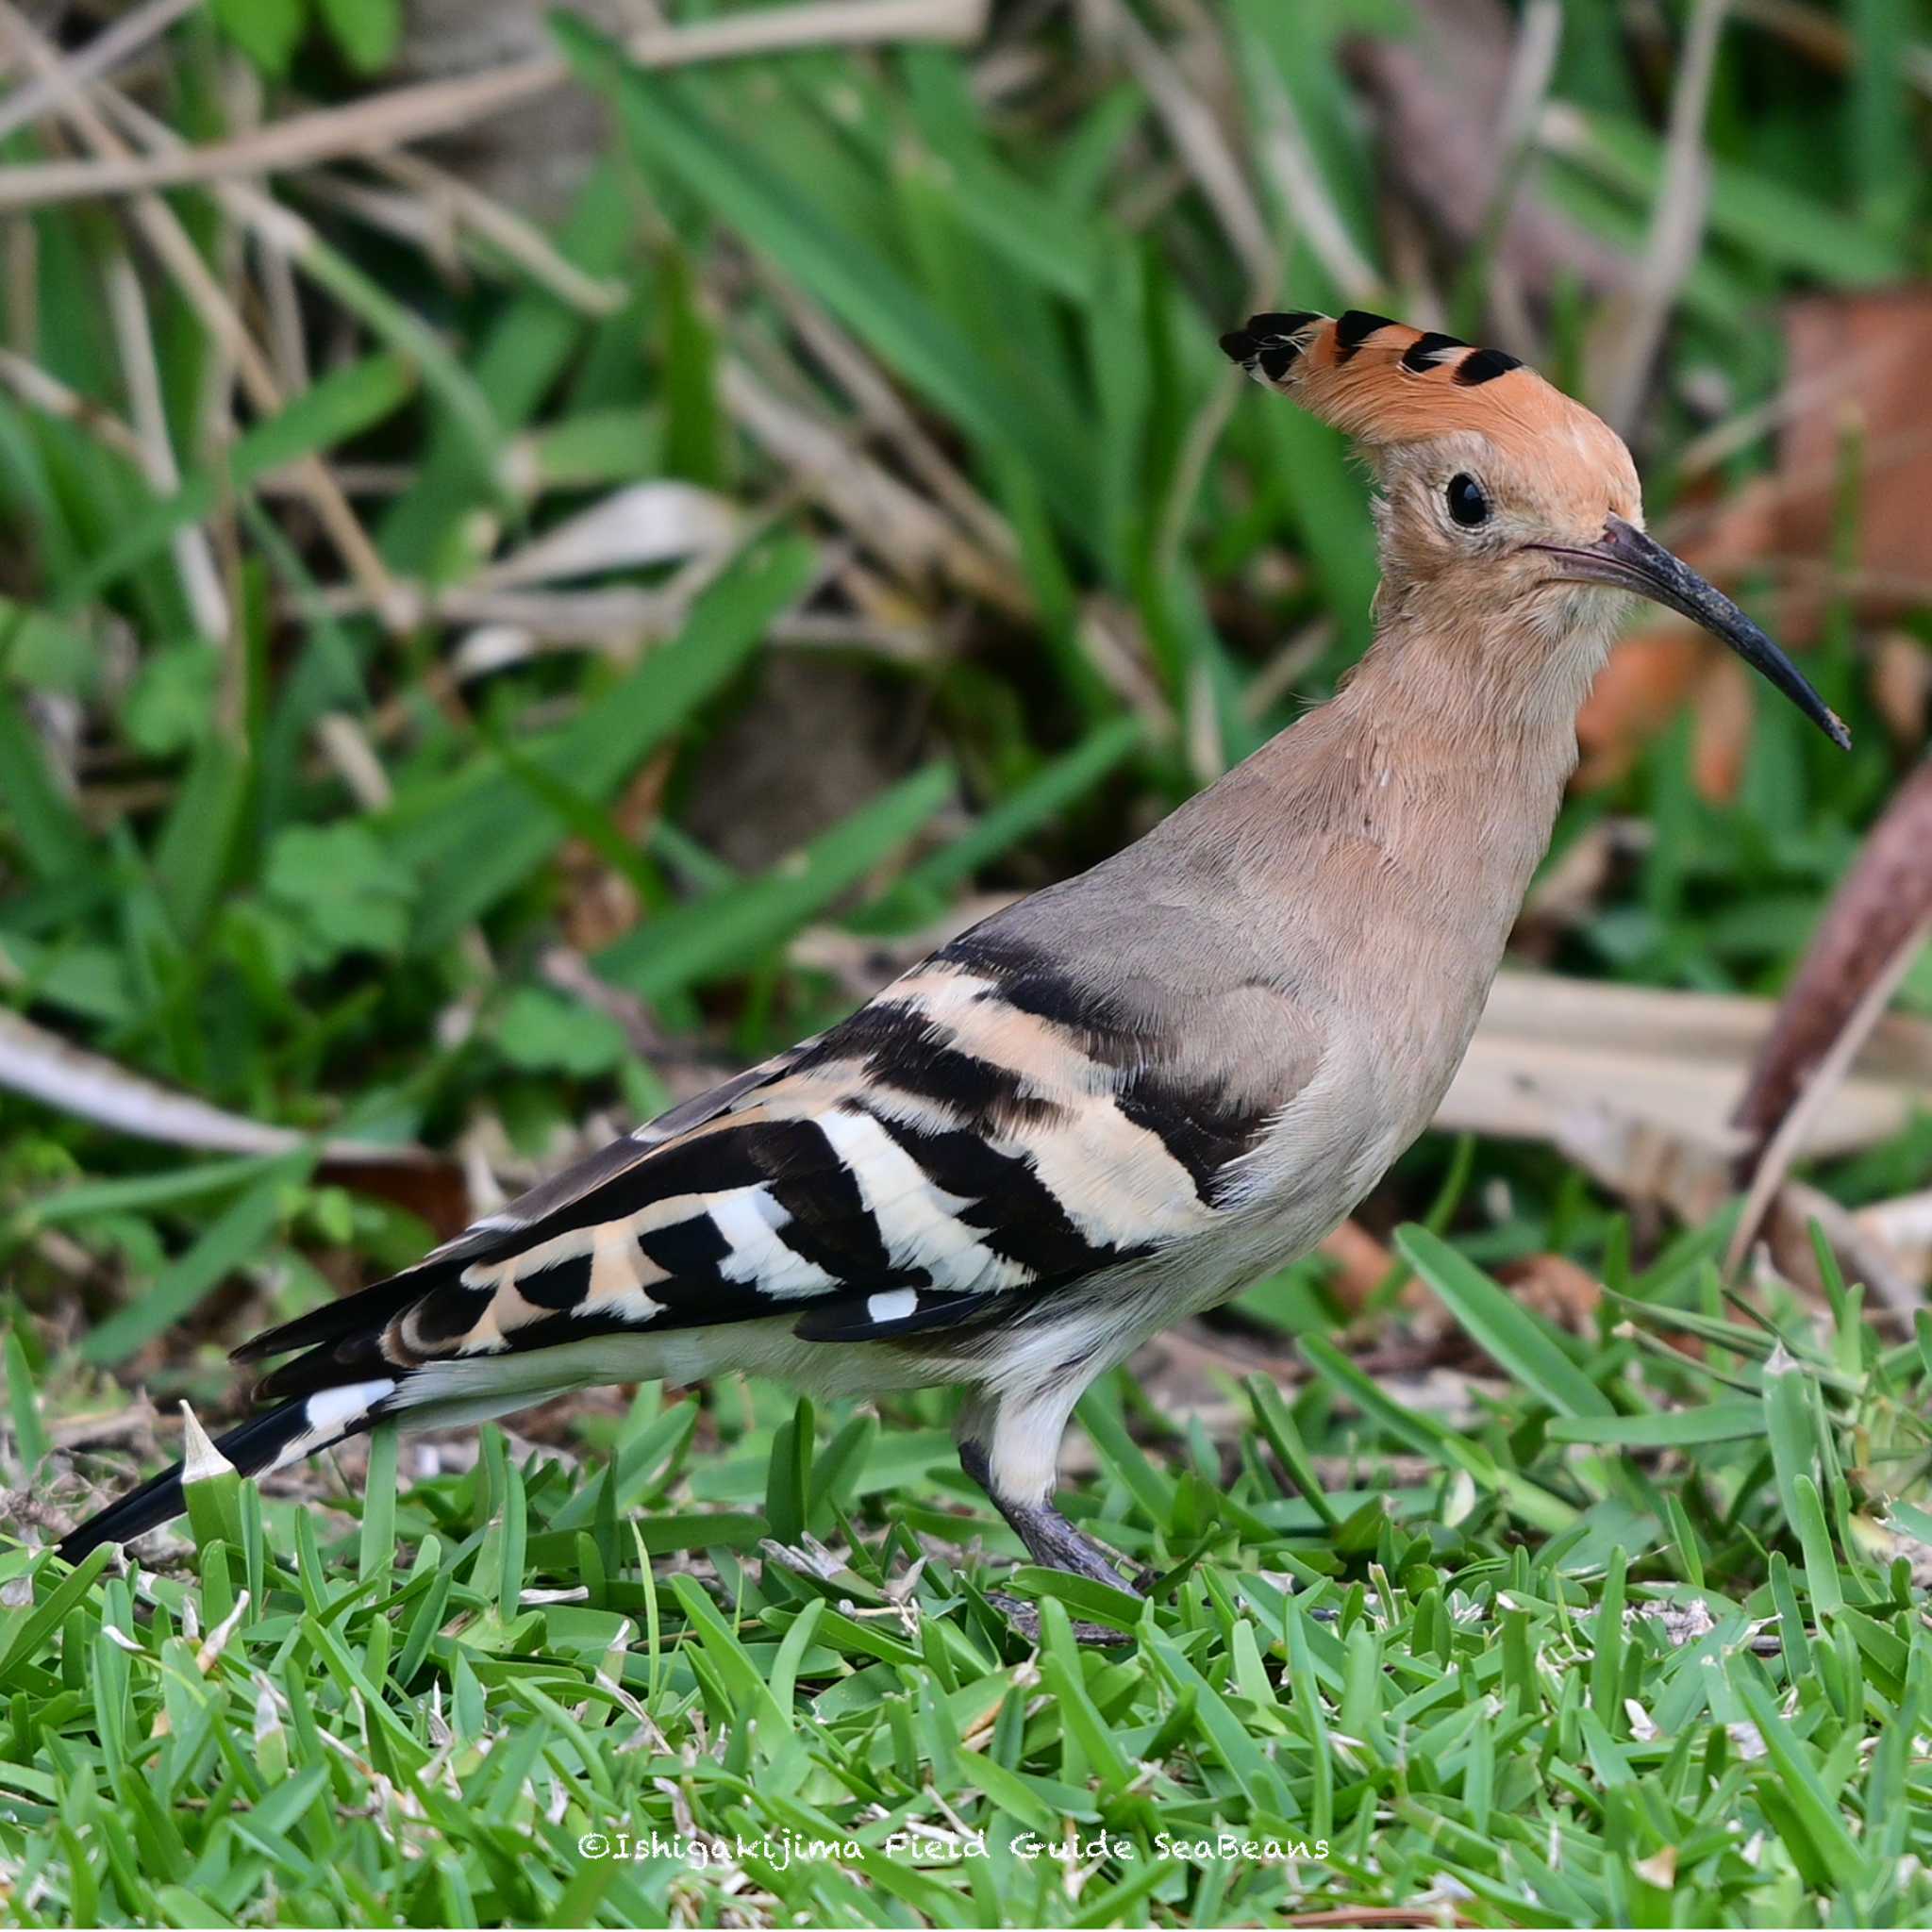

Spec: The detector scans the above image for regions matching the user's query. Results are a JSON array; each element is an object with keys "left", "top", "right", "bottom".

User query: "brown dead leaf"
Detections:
[
  {"left": 1579, "top": 291, "right": 1932, "bottom": 790},
  {"left": 1871, "top": 632, "right": 1932, "bottom": 747},
  {"left": 1316, "top": 1220, "right": 1394, "bottom": 1316},
  {"left": 1342, "top": 0, "right": 1635, "bottom": 302},
  {"left": 1495, "top": 1253, "right": 1603, "bottom": 1336}
]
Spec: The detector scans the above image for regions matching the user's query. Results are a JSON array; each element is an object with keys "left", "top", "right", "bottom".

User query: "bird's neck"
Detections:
[
  {"left": 1350, "top": 589, "right": 1618, "bottom": 750},
  {"left": 1327, "top": 607, "right": 1607, "bottom": 906},
  {"left": 1187, "top": 602, "right": 1611, "bottom": 982}
]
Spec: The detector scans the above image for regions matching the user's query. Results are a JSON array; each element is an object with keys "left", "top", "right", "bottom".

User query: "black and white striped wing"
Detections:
[{"left": 236, "top": 935, "right": 1278, "bottom": 1398}]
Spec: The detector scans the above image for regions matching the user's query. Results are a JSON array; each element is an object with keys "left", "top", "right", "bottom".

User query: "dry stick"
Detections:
[
  {"left": 1495, "top": 0, "right": 1564, "bottom": 162},
  {"left": 102, "top": 247, "right": 230, "bottom": 641},
  {"left": 1726, "top": 915, "right": 1932, "bottom": 1290},
  {"left": 0, "top": 0, "right": 201, "bottom": 147},
  {"left": 1733, "top": 758, "right": 1932, "bottom": 1166},
  {"left": 1154, "top": 357, "right": 1248, "bottom": 591},
  {"left": 88, "top": 83, "right": 447, "bottom": 625},
  {"left": 287, "top": 169, "right": 460, "bottom": 264},
  {"left": 255, "top": 224, "right": 310, "bottom": 395},
  {"left": 362, "top": 150, "right": 624, "bottom": 318},
  {"left": 718, "top": 357, "right": 1033, "bottom": 620},
  {"left": 0, "top": 1007, "right": 429, "bottom": 1165},
  {"left": 759, "top": 275, "right": 1020, "bottom": 572},
  {"left": 1594, "top": 0, "right": 1726, "bottom": 434},
  {"left": 1460, "top": 0, "right": 1562, "bottom": 356},
  {"left": 1155, "top": 168, "right": 1281, "bottom": 586},
  {"left": 77, "top": 9, "right": 997, "bottom": 624},
  {"left": 1245, "top": 55, "right": 1378, "bottom": 304},
  {"left": 0, "top": 0, "right": 991, "bottom": 211},
  {"left": 0, "top": 3, "right": 401, "bottom": 623},
  {"left": 1341, "top": 0, "right": 1633, "bottom": 305},
  {"left": 1081, "top": 0, "right": 1273, "bottom": 281},
  {"left": 1094, "top": 0, "right": 1285, "bottom": 622},
  {"left": 0, "top": 346, "right": 143, "bottom": 462},
  {"left": 313, "top": 712, "right": 393, "bottom": 812}
]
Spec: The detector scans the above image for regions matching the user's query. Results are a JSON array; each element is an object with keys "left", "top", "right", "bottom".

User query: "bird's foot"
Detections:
[
  {"left": 985, "top": 1588, "right": 1133, "bottom": 1647},
  {"left": 958, "top": 1440, "right": 1152, "bottom": 1639},
  {"left": 1003, "top": 1498, "right": 1149, "bottom": 1594},
  {"left": 988, "top": 1498, "right": 1152, "bottom": 1642}
]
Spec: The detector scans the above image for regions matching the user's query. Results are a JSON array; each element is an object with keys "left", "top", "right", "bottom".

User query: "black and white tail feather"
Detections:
[
  {"left": 58, "top": 1388, "right": 395, "bottom": 1559},
  {"left": 58, "top": 920, "right": 1293, "bottom": 1565}
]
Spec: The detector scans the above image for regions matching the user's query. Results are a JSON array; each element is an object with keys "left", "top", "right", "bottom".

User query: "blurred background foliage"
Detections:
[
  {"left": 6, "top": 2, "right": 1932, "bottom": 1924},
  {"left": 0, "top": 0, "right": 1925, "bottom": 1448}
]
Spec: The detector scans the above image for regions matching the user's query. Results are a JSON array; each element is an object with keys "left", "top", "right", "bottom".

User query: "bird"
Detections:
[{"left": 58, "top": 308, "right": 1849, "bottom": 1585}]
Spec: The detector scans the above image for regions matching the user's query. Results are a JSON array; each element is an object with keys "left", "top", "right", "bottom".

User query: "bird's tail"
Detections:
[
  {"left": 56, "top": 1376, "right": 397, "bottom": 1564},
  {"left": 58, "top": 1241, "right": 603, "bottom": 1564}
]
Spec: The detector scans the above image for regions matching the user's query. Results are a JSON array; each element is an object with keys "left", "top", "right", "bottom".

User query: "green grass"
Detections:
[
  {"left": 10, "top": 1232, "right": 1932, "bottom": 1924},
  {"left": 1, "top": 0, "right": 1930, "bottom": 1924}
]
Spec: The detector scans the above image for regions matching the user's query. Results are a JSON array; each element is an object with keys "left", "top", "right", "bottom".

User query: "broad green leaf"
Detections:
[
  {"left": 212, "top": 0, "right": 303, "bottom": 74},
  {"left": 597, "top": 762, "right": 955, "bottom": 1002},
  {"left": 388, "top": 537, "right": 813, "bottom": 950},
  {"left": 1397, "top": 1225, "right": 1613, "bottom": 1418},
  {"left": 61, "top": 355, "right": 417, "bottom": 608},
  {"left": 316, "top": 0, "right": 400, "bottom": 71},
  {"left": 1548, "top": 1402, "right": 1764, "bottom": 1447},
  {"left": 81, "top": 1152, "right": 310, "bottom": 1364},
  {"left": 491, "top": 989, "right": 628, "bottom": 1077}
]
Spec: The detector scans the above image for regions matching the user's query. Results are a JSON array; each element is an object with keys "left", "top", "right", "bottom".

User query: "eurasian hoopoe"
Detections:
[{"left": 58, "top": 310, "right": 1847, "bottom": 1586}]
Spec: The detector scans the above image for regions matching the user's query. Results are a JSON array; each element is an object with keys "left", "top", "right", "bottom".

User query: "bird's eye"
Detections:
[{"left": 1445, "top": 474, "right": 1490, "bottom": 527}]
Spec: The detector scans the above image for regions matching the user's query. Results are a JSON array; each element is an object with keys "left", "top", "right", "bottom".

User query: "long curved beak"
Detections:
[{"left": 1534, "top": 515, "right": 1850, "bottom": 751}]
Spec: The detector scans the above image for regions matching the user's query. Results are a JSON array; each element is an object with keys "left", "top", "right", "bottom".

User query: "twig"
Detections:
[
  {"left": 1243, "top": 47, "right": 1378, "bottom": 302},
  {"left": 0, "top": 345, "right": 143, "bottom": 462},
  {"left": 1727, "top": 920, "right": 1931, "bottom": 1280},
  {"left": 719, "top": 358, "right": 1032, "bottom": 617},
  {"left": 0, "top": 0, "right": 991, "bottom": 211},
  {"left": 102, "top": 246, "right": 230, "bottom": 641},
  {"left": 1342, "top": 0, "right": 1633, "bottom": 302},
  {"left": 0, "top": 1007, "right": 429, "bottom": 1166},
  {"left": 0, "top": 3, "right": 402, "bottom": 625},
  {"left": 1454, "top": 0, "right": 1562, "bottom": 352},
  {"left": 541, "top": 949, "right": 681, "bottom": 1061},
  {"left": 361, "top": 150, "right": 625, "bottom": 316},
  {"left": 758, "top": 272, "right": 1019, "bottom": 569},
  {"left": 313, "top": 713, "right": 393, "bottom": 812},
  {"left": 255, "top": 220, "right": 310, "bottom": 394},
  {"left": 1594, "top": 0, "right": 1727, "bottom": 433},
  {"left": 1081, "top": 0, "right": 1273, "bottom": 280},
  {"left": 0, "top": 0, "right": 200, "bottom": 147}
]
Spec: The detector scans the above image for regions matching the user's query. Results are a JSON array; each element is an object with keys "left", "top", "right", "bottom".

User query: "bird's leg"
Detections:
[{"left": 957, "top": 1438, "right": 1142, "bottom": 1595}]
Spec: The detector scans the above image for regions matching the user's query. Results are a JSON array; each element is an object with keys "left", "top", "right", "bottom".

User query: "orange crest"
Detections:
[{"left": 1222, "top": 310, "right": 1617, "bottom": 477}]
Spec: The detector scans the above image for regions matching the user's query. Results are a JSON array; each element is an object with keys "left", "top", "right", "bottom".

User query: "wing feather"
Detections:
[{"left": 237, "top": 921, "right": 1299, "bottom": 1385}]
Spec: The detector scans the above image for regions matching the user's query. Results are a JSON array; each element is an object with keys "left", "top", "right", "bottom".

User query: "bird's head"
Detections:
[{"left": 1221, "top": 309, "right": 1849, "bottom": 749}]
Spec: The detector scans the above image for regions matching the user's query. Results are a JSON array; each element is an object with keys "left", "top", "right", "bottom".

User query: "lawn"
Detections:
[{"left": 2, "top": 0, "right": 1930, "bottom": 1925}]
